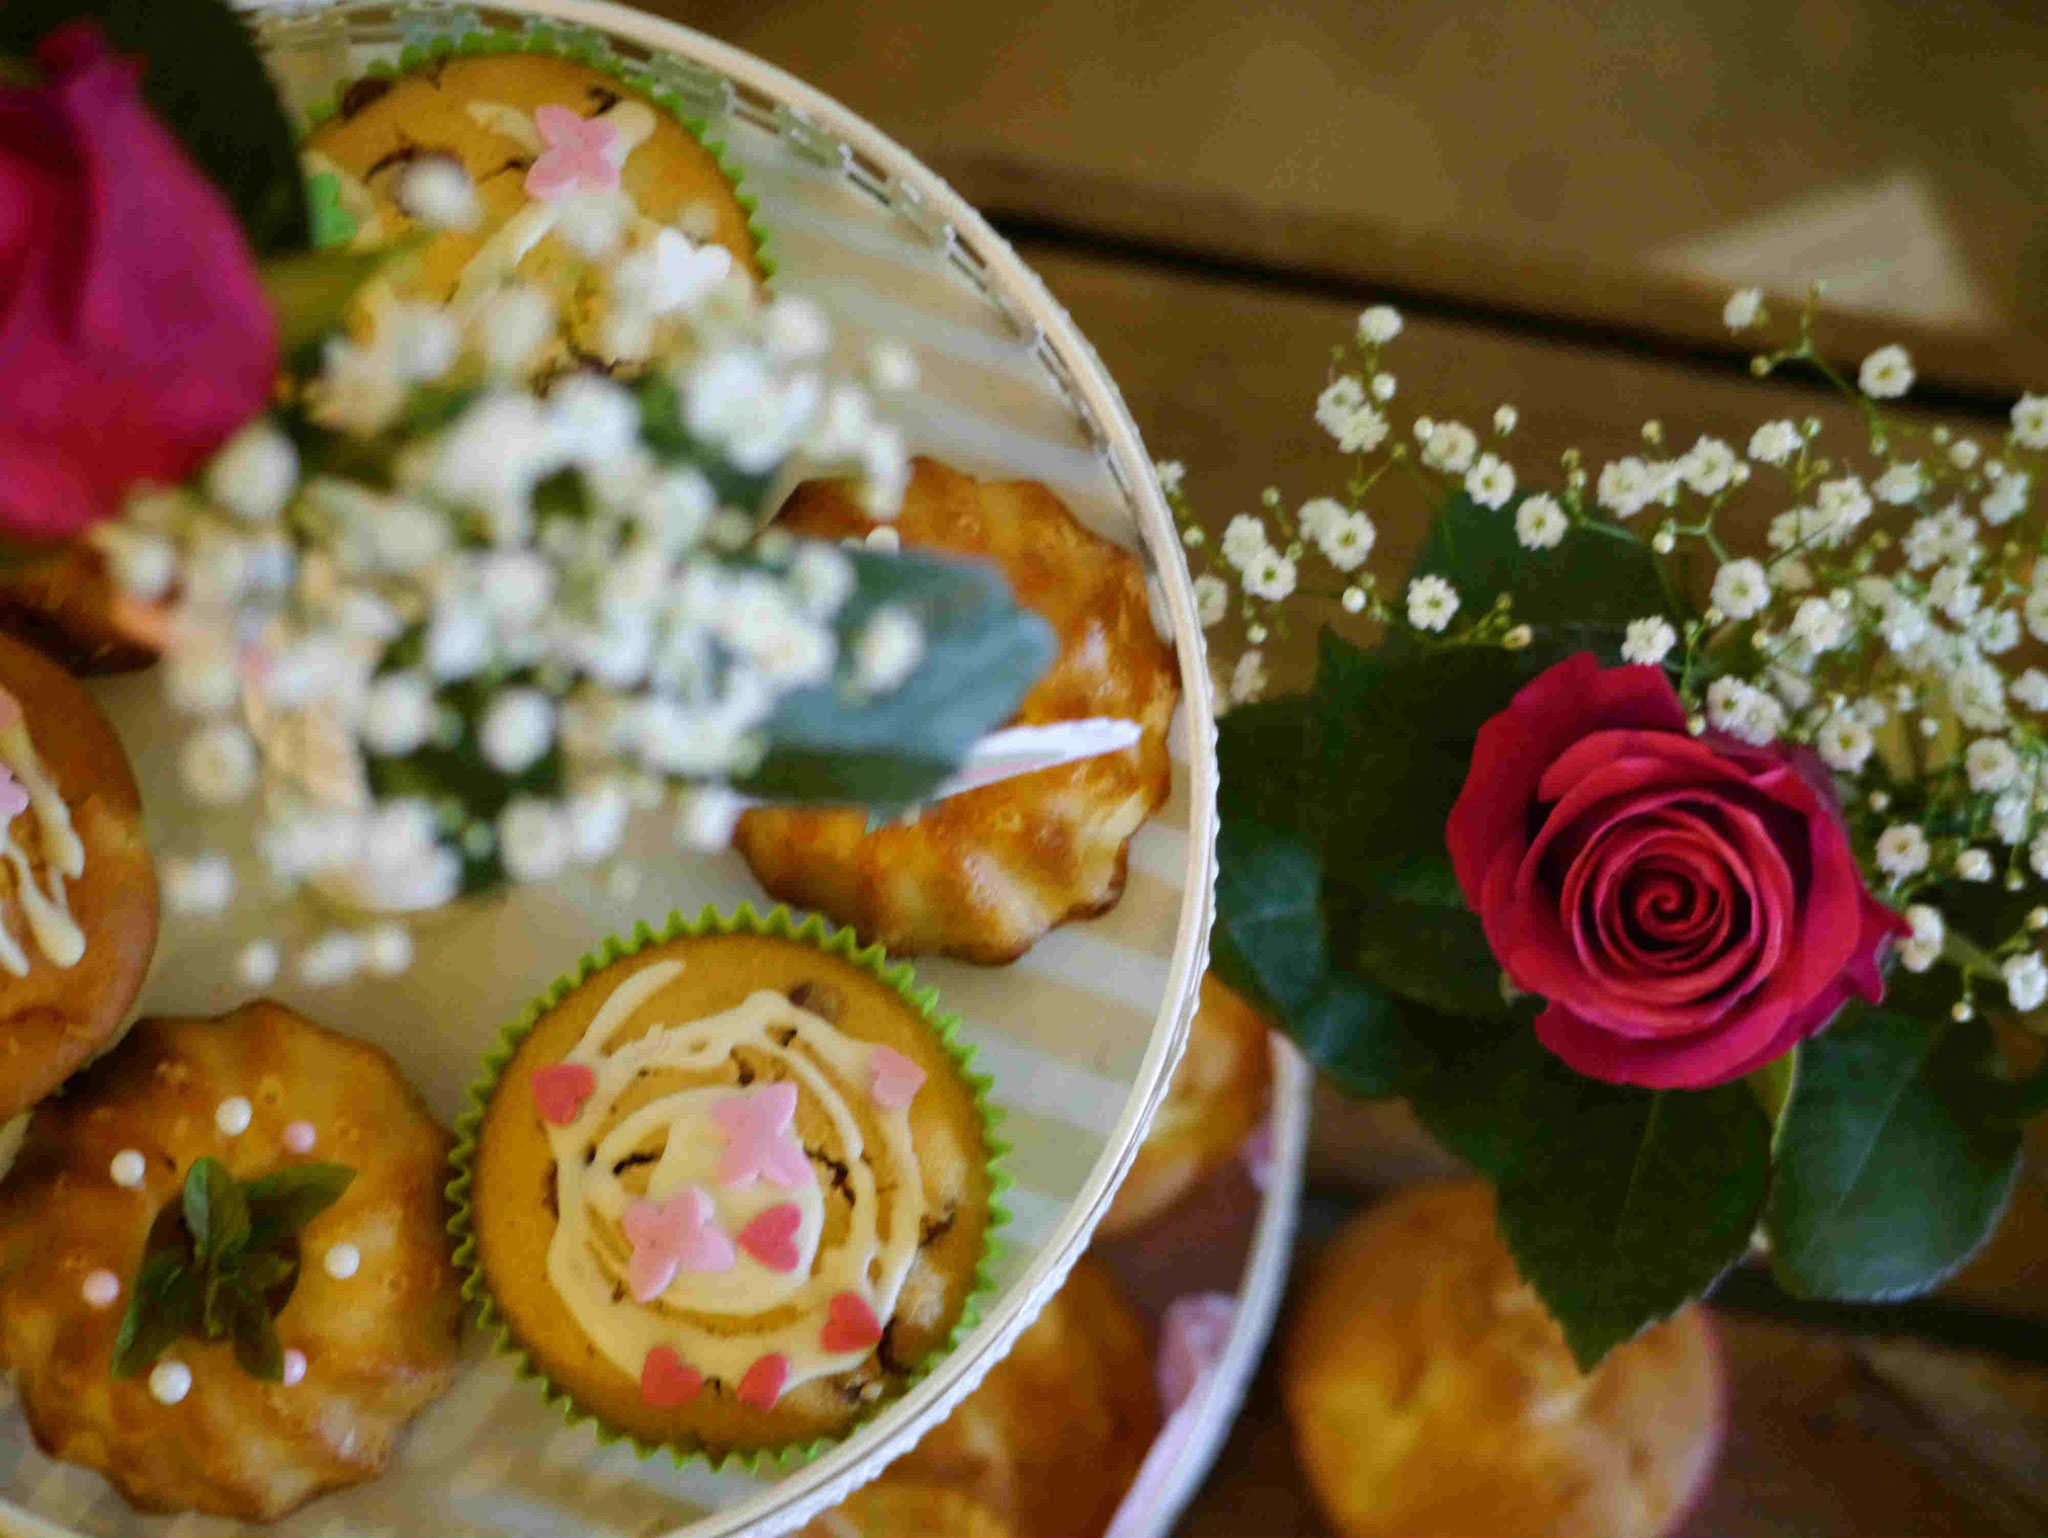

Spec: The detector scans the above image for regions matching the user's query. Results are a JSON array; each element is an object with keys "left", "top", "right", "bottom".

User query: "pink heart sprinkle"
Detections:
[
  {"left": 529, "top": 1062, "right": 596, "bottom": 1126},
  {"left": 525, "top": 104, "right": 623, "bottom": 201},
  {"left": 868, "top": 1047, "right": 926, "bottom": 1112},
  {"left": 736, "top": 1203, "right": 803, "bottom": 1272},
  {"left": 820, "top": 1291, "right": 883, "bottom": 1354},
  {"left": 640, "top": 1346, "right": 703, "bottom": 1407},
  {"left": 0, "top": 768, "right": 26, "bottom": 824},
  {"left": 735, "top": 1352, "right": 789, "bottom": 1410},
  {"left": 622, "top": 1186, "right": 735, "bottom": 1302},
  {"left": 711, "top": 1082, "right": 811, "bottom": 1190}
]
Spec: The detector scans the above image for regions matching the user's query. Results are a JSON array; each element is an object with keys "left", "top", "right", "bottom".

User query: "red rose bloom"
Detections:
[
  {"left": 1446, "top": 653, "right": 1906, "bottom": 1089},
  {"left": 0, "top": 23, "right": 276, "bottom": 540}
]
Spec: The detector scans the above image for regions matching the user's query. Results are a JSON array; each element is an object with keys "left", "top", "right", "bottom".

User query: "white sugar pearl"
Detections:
[
  {"left": 215, "top": 1097, "right": 253, "bottom": 1138},
  {"left": 323, "top": 1244, "right": 361, "bottom": 1281},
  {"left": 283, "top": 1121, "right": 317, "bottom": 1155},
  {"left": 281, "top": 1349, "right": 308, "bottom": 1387},
  {"left": 236, "top": 940, "right": 281, "bottom": 990},
  {"left": 110, "top": 1149, "right": 147, "bottom": 1188},
  {"left": 81, "top": 1270, "right": 120, "bottom": 1309},
  {"left": 149, "top": 1360, "right": 193, "bottom": 1405}
]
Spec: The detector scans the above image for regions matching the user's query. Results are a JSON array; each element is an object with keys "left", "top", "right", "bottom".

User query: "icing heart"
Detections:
[
  {"left": 868, "top": 1047, "right": 926, "bottom": 1111},
  {"left": 736, "top": 1203, "right": 803, "bottom": 1273},
  {"left": 735, "top": 1352, "right": 789, "bottom": 1410},
  {"left": 530, "top": 1063, "right": 595, "bottom": 1125},
  {"left": 622, "top": 1186, "right": 735, "bottom": 1302},
  {"left": 820, "top": 1291, "right": 883, "bottom": 1354},
  {"left": 640, "top": 1346, "right": 703, "bottom": 1407},
  {"left": 712, "top": 1081, "right": 811, "bottom": 1189}
]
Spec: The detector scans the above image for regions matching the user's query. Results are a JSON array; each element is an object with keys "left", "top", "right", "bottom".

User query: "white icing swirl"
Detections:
[
  {"left": 543, "top": 958, "right": 928, "bottom": 1396},
  {"left": 0, "top": 690, "right": 86, "bottom": 976}
]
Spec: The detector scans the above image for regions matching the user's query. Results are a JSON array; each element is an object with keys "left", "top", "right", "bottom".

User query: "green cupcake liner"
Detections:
[
  {"left": 445, "top": 902, "right": 1011, "bottom": 1475},
  {"left": 300, "top": 19, "right": 776, "bottom": 283}
]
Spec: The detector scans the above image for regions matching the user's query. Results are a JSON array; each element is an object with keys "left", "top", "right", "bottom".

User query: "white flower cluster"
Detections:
[{"left": 110, "top": 168, "right": 918, "bottom": 975}]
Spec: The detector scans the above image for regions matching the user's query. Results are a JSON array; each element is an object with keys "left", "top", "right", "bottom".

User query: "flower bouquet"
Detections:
[{"left": 1177, "top": 297, "right": 2047, "bottom": 1365}]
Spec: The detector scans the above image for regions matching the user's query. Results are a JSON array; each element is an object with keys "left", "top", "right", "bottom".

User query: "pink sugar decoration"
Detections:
[
  {"left": 868, "top": 1046, "right": 926, "bottom": 1111},
  {"left": 639, "top": 1345, "right": 702, "bottom": 1407},
  {"left": 525, "top": 104, "right": 623, "bottom": 201},
  {"left": 621, "top": 1185, "right": 735, "bottom": 1302},
  {"left": 0, "top": 767, "right": 27, "bottom": 824},
  {"left": 283, "top": 1121, "right": 317, "bottom": 1155},
  {"left": 530, "top": 1062, "right": 596, "bottom": 1126},
  {"left": 711, "top": 1082, "right": 810, "bottom": 1190},
  {"left": 735, "top": 1352, "right": 789, "bottom": 1410}
]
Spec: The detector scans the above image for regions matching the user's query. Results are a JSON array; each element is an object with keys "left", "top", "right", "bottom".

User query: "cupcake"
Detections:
[
  {"left": 890, "top": 1254, "right": 1159, "bottom": 1537},
  {"left": 0, "top": 630, "right": 159, "bottom": 1127},
  {"left": 734, "top": 458, "right": 1181, "bottom": 964},
  {"left": 457, "top": 907, "right": 1001, "bottom": 1460},
  {"left": 0, "top": 544, "right": 163, "bottom": 674},
  {"left": 1285, "top": 1180, "right": 1723, "bottom": 1538},
  {"left": 305, "top": 47, "right": 764, "bottom": 373},
  {"left": 1098, "top": 971, "right": 1273, "bottom": 1238},
  {"left": 0, "top": 1001, "right": 463, "bottom": 1520}
]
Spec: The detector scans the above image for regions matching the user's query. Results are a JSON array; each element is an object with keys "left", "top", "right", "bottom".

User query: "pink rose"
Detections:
[
  {"left": 1446, "top": 653, "right": 1905, "bottom": 1089},
  {"left": 0, "top": 23, "right": 276, "bottom": 540}
]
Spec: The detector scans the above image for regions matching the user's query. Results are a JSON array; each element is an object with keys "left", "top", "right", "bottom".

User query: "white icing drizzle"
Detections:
[
  {"left": 0, "top": 693, "right": 86, "bottom": 977},
  {"left": 543, "top": 958, "right": 928, "bottom": 1396},
  {"left": 463, "top": 100, "right": 543, "bottom": 155}
]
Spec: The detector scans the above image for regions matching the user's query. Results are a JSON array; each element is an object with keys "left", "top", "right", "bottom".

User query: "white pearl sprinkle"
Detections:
[
  {"left": 323, "top": 1244, "right": 361, "bottom": 1281},
  {"left": 215, "top": 1097, "right": 253, "bottom": 1138},
  {"left": 81, "top": 1270, "right": 121, "bottom": 1309},
  {"left": 110, "top": 1149, "right": 147, "bottom": 1188},
  {"left": 149, "top": 1360, "right": 193, "bottom": 1405},
  {"left": 283, "top": 1121, "right": 317, "bottom": 1155},
  {"left": 281, "top": 1349, "right": 308, "bottom": 1387}
]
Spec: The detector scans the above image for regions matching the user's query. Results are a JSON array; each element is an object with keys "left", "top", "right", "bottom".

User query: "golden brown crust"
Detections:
[
  {"left": 734, "top": 459, "right": 1180, "bottom": 964},
  {"left": 1099, "top": 971, "right": 1273, "bottom": 1238},
  {"left": 0, "top": 632, "right": 159, "bottom": 1123},
  {"left": 1284, "top": 1180, "right": 1723, "bottom": 1538},
  {"left": 0, "top": 546, "right": 163, "bottom": 674},
  {"left": 795, "top": 1478, "right": 1016, "bottom": 1538},
  {"left": 471, "top": 933, "right": 992, "bottom": 1450},
  {"left": 892, "top": 1255, "right": 1159, "bottom": 1537},
  {"left": 0, "top": 1001, "right": 462, "bottom": 1521}
]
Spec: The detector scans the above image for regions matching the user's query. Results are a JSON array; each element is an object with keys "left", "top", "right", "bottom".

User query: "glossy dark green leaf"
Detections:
[
  {"left": 736, "top": 544, "right": 1056, "bottom": 808},
  {"left": 230, "top": 1290, "right": 284, "bottom": 1381},
  {"left": 183, "top": 1156, "right": 248, "bottom": 1264},
  {"left": 244, "top": 1163, "right": 355, "bottom": 1254},
  {"left": 0, "top": 0, "right": 309, "bottom": 253},
  {"left": 1352, "top": 894, "right": 1510, "bottom": 1019},
  {"left": 1767, "top": 1008, "right": 2023, "bottom": 1300},
  {"left": 111, "top": 1249, "right": 195, "bottom": 1378}
]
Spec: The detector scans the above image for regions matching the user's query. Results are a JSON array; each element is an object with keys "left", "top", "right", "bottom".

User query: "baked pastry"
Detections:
[
  {"left": 1099, "top": 971, "right": 1272, "bottom": 1238},
  {"left": 0, "top": 1001, "right": 462, "bottom": 1520},
  {"left": 305, "top": 50, "right": 763, "bottom": 372},
  {"left": 0, "top": 631, "right": 159, "bottom": 1125},
  {"left": 734, "top": 458, "right": 1180, "bottom": 964},
  {"left": 795, "top": 1479, "right": 1015, "bottom": 1538},
  {"left": 0, "top": 545, "right": 162, "bottom": 674},
  {"left": 1285, "top": 1180, "right": 1723, "bottom": 1538},
  {"left": 463, "top": 912, "right": 996, "bottom": 1455},
  {"left": 892, "top": 1254, "right": 1159, "bottom": 1536}
]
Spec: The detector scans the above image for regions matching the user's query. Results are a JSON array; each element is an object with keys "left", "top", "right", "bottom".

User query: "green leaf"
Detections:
[
  {"left": 243, "top": 1164, "right": 355, "bottom": 1254},
  {"left": 111, "top": 1248, "right": 194, "bottom": 1378},
  {"left": 1409, "top": 1029, "right": 1772, "bottom": 1368},
  {"left": 0, "top": 0, "right": 309, "bottom": 254},
  {"left": 1352, "top": 894, "right": 1511, "bottom": 1018},
  {"left": 1766, "top": 1007, "right": 2023, "bottom": 1300},
  {"left": 183, "top": 1156, "right": 248, "bottom": 1265},
  {"left": 1406, "top": 491, "right": 1680, "bottom": 646},
  {"left": 736, "top": 545, "right": 1056, "bottom": 808},
  {"left": 230, "top": 1290, "right": 284, "bottom": 1381}
]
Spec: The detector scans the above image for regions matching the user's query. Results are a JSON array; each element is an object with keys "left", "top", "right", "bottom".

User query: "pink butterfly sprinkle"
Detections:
[
  {"left": 0, "top": 768, "right": 27, "bottom": 824},
  {"left": 621, "top": 1185, "right": 734, "bottom": 1302},
  {"left": 868, "top": 1047, "right": 926, "bottom": 1111},
  {"left": 525, "top": 104, "right": 623, "bottom": 201},
  {"left": 711, "top": 1082, "right": 811, "bottom": 1190}
]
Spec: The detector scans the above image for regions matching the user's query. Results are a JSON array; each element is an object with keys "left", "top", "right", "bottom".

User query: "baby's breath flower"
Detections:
[
  {"left": 1722, "top": 287, "right": 1764, "bottom": 329},
  {"left": 1465, "top": 453, "right": 1516, "bottom": 509},
  {"left": 1710, "top": 558, "right": 1770, "bottom": 620},
  {"left": 1929, "top": 563, "right": 1981, "bottom": 623},
  {"left": 1813, "top": 476, "right": 1873, "bottom": 544},
  {"left": 1876, "top": 822, "right": 1931, "bottom": 880},
  {"left": 162, "top": 853, "right": 236, "bottom": 918},
  {"left": 1357, "top": 306, "right": 1403, "bottom": 344},
  {"left": 1371, "top": 372, "right": 1396, "bottom": 401},
  {"left": 1816, "top": 713, "right": 1874, "bottom": 772},
  {"left": 1341, "top": 586, "right": 1367, "bottom": 614},
  {"left": 1971, "top": 607, "right": 2021, "bottom": 655},
  {"left": 2004, "top": 951, "right": 2048, "bottom": 1012},
  {"left": 1620, "top": 617, "right": 1676, "bottom": 666},
  {"left": 1514, "top": 494, "right": 1567, "bottom": 551},
  {"left": 1955, "top": 848, "right": 1995, "bottom": 882},
  {"left": 1994, "top": 792, "right": 2032, "bottom": 845},
  {"left": 1900, "top": 905, "right": 1945, "bottom": 972},
  {"left": 1858, "top": 344, "right": 1915, "bottom": 399},
  {"left": 1315, "top": 377, "right": 1389, "bottom": 453},
  {"left": 1951, "top": 438, "right": 1982, "bottom": 469},
  {"left": 205, "top": 422, "right": 298, "bottom": 524},
  {"left": 1299, "top": 498, "right": 1346, "bottom": 541},
  {"left": 1874, "top": 463, "right": 1925, "bottom": 505},
  {"left": 480, "top": 689, "right": 556, "bottom": 774},
  {"left": 1681, "top": 436, "right": 1739, "bottom": 496},
  {"left": 1421, "top": 421, "right": 1479, "bottom": 475},
  {"left": 1596, "top": 456, "right": 1663, "bottom": 519},
  {"left": 362, "top": 672, "right": 437, "bottom": 757},
  {"left": 1951, "top": 659, "right": 2008, "bottom": 731},
  {"left": 2013, "top": 393, "right": 2048, "bottom": 450},
  {"left": 298, "top": 930, "right": 365, "bottom": 988},
  {"left": 1194, "top": 574, "right": 1229, "bottom": 628},
  {"left": 1965, "top": 737, "right": 2022, "bottom": 792},
  {"left": 1982, "top": 472, "right": 2029, "bottom": 526},
  {"left": 1502, "top": 624, "right": 1533, "bottom": 650},
  {"left": 1221, "top": 514, "right": 1270, "bottom": 572},
  {"left": 180, "top": 723, "right": 257, "bottom": 805},
  {"left": 1493, "top": 404, "right": 1518, "bottom": 435},
  {"left": 1747, "top": 421, "right": 1802, "bottom": 466},
  {"left": 1789, "top": 596, "right": 1847, "bottom": 652},
  {"left": 1406, "top": 575, "right": 1460, "bottom": 632},
  {"left": 1317, "top": 511, "right": 1376, "bottom": 571},
  {"left": 1243, "top": 549, "right": 1299, "bottom": 602},
  {"left": 2031, "top": 826, "right": 2048, "bottom": 881},
  {"left": 2014, "top": 668, "right": 2048, "bottom": 712},
  {"left": 1229, "top": 649, "right": 1268, "bottom": 704},
  {"left": 499, "top": 798, "right": 573, "bottom": 884}
]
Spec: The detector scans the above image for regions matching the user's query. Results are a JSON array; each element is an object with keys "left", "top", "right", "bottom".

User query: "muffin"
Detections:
[
  {"left": 1285, "top": 1180, "right": 1723, "bottom": 1538},
  {"left": 458, "top": 907, "right": 1000, "bottom": 1459},
  {"left": 734, "top": 458, "right": 1180, "bottom": 964},
  {"left": 305, "top": 49, "right": 764, "bottom": 371},
  {"left": 1099, "top": 971, "right": 1273, "bottom": 1238},
  {"left": 795, "top": 1479, "right": 1015, "bottom": 1538},
  {"left": 0, "top": 631, "right": 159, "bottom": 1125},
  {"left": 0, "top": 1001, "right": 463, "bottom": 1520},
  {"left": 891, "top": 1254, "right": 1159, "bottom": 1537},
  {"left": 0, "top": 545, "right": 163, "bottom": 674}
]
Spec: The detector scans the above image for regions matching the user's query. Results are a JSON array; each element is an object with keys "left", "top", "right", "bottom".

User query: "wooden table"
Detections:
[{"left": 666, "top": 5, "right": 2048, "bottom": 1529}]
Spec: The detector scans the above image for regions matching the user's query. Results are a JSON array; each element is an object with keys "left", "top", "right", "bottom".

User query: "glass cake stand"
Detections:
[{"left": 0, "top": 3, "right": 1219, "bottom": 1535}]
